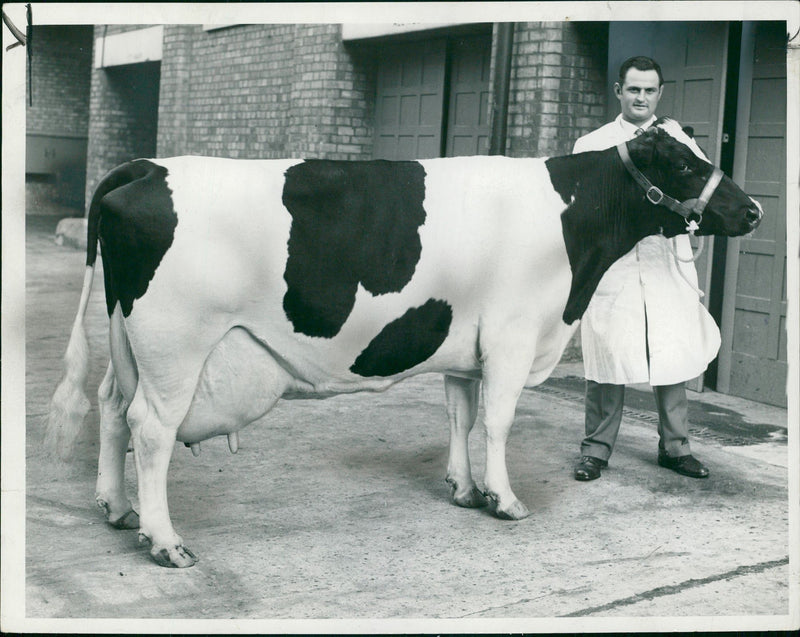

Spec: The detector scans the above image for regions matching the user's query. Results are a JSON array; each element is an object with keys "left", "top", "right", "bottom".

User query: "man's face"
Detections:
[{"left": 615, "top": 68, "right": 663, "bottom": 125}]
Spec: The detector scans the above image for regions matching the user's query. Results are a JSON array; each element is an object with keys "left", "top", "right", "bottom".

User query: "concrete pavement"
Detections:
[{"left": 12, "top": 212, "right": 796, "bottom": 631}]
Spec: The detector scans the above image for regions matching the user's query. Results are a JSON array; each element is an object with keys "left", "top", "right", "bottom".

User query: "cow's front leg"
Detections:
[
  {"left": 95, "top": 363, "right": 139, "bottom": 529},
  {"left": 128, "top": 388, "right": 197, "bottom": 568},
  {"left": 444, "top": 375, "right": 487, "bottom": 508},
  {"left": 481, "top": 354, "right": 532, "bottom": 521}
]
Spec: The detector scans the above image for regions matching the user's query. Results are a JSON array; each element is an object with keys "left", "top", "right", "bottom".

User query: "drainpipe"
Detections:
[{"left": 489, "top": 22, "right": 515, "bottom": 156}]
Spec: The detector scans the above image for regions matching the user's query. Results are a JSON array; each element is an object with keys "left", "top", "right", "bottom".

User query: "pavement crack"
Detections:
[
  {"left": 457, "top": 585, "right": 592, "bottom": 618},
  {"left": 560, "top": 556, "right": 790, "bottom": 617}
]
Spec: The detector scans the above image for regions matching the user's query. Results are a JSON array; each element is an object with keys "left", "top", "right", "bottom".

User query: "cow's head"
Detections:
[
  {"left": 547, "top": 117, "right": 763, "bottom": 325},
  {"left": 623, "top": 118, "right": 762, "bottom": 237}
]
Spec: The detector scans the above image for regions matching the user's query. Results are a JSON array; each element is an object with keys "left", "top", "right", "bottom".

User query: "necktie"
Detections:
[{"left": 634, "top": 127, "right": 645, "bottom": 136}]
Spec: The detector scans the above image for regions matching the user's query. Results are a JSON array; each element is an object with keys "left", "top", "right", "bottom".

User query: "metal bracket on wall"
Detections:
[
  {"left": 2, "top": 4, "right": 28, "bottom": 50},
  {"left": 2, "top": 4, "right": 32, "bottom": 106}
]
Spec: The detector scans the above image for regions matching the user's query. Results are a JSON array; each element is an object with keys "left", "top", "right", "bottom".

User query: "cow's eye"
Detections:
[{"left": 678, "top": 163, "right": 691, "bottom": 173}]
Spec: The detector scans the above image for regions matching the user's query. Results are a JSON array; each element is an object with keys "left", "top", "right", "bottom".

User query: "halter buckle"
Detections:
[{"left": 646, "top": 186, "right": 664, "bottom": 205}]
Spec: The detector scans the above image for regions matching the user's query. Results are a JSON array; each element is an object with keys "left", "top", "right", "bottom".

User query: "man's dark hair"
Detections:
[{"left": 618, "top": 56, "right": 664, "bottom": 86}]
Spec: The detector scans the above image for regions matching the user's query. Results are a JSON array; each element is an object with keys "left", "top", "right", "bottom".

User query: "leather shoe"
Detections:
[
  {"left": 657, "top": 451, "right": 709, "bottom": 478},
  {"left": 575, "top": 456, "right": 607, "bottom": 481}
]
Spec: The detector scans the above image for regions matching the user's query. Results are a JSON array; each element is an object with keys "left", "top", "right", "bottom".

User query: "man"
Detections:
[{"left": 572, "top": 56, "right": 720, "bottom": 481}]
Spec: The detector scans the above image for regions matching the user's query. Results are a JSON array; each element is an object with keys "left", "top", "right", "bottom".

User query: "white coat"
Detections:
[{"left": 573, "top": 114, "right": 721, "bottom": 386}]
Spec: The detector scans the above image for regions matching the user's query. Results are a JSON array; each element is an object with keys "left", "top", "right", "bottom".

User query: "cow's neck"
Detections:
[{"left": 545, "top": 147, "right": 661, "bottom": 325}]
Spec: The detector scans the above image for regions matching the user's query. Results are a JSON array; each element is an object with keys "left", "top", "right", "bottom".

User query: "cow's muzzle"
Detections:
[{"left": 745, "top": 198, "right": 763, "bottom": 229}]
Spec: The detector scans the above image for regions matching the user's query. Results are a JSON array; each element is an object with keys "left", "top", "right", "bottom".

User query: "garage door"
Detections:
[
  {"left": 445, "top": 34, "right": 492, "bottom": 156},
  {"left": 373, "top": 34, "right": 491, "bottom": 160},
  {"left": 373, "top": 40, "right": 446, "bottom": 160},
  {"left": 717, "top": 21, "right": 788, "bottom": 407}
]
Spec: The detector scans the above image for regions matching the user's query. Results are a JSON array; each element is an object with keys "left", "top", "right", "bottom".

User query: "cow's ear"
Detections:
[
  {"left": 682, "top": 125, "right": 695, "bottom": 139},
  {"left": 631, "top": 127, "right": 660, "bottom": 166}
]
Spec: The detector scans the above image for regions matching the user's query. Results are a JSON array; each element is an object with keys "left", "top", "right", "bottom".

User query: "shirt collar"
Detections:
[{"left": 616, "top": 113, "right": 657, "bottom": 136}]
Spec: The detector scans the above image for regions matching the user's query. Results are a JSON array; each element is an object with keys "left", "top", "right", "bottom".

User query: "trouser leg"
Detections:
[
  {"left": 581, "top": 380, "right": 625, "bottom": 462},
  {"left": 653, "top": 382, "right": 691, "bottom": 457}
]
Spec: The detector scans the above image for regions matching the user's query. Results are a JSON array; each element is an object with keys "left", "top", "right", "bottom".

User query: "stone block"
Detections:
[{"left": 54, "top": 217, "right": 88, "bottom": 251}]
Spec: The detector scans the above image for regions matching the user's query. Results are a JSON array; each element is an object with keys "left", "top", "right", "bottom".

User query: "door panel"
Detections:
[
  {"left": 718, "top": 21, "right": 787, "bottom": 406},
  {"left": 373, "top": 40, "right": 446, "bottom": 160},
  {"left": 445, "top": 34, "right": 491, "bottom": 156},
  {"left": 373, "top": 34, "right": 491, "bottom": 160},
  {"left": 609, "top": 23, "right": 727, "bottom": 158}
]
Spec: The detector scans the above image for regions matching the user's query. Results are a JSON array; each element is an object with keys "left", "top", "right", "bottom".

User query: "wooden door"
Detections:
[
  {"left": 445, "top": 34, "right": 491, "bottom": 156},
  {"left": 717, "top": 21, "right": 788, "bottom": 407},
  {"left": 373, "top": 40, "right": 446, "bottom": 160}
]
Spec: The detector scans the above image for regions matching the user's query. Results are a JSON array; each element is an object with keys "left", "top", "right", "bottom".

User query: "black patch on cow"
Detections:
[
  {"left": 281, "top": 160, "right": 427, "bottom": 338},
  {"left": 546, "top": 146, "right": 656, "bottom": 325},
  {"left": 88, "top": 160, "right": 177, "bottom": 317},
  {"left": 350, "top": 299, "right": 452, "bottom": 377},
  {"left": 547, "top": 127, "right": 713, "bottom": 325}
]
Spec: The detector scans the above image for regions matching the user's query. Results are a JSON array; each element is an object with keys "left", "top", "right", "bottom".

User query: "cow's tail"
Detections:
[
  {"left": 43, "top": 166, "right": 127, "bottom": 461},
  {"left": 43, "top": 266, "right": 95, "bottom": 461}
]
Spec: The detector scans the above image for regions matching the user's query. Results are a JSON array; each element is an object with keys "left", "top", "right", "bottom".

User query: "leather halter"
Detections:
[{"left": 616, "top": 139, "right": 725, "bottom": 234}]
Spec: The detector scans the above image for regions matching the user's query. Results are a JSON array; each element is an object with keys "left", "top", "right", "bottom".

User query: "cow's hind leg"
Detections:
[
  {"left": 95, "top": 362, "right": 139, "bottom": 529},
  {"left": 127, "top": 385, "right": 197, "bottom": 568},
  {"left": 444, "top": 375, "right": 487, "bottom": 508}
]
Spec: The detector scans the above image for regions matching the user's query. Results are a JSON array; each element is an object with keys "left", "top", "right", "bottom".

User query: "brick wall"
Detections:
[
  {"left": 85, "top": 25, "right": 164, "bottom": 202},
  {"left": 88, "top": 23, "right": 377, "bottom": 200},
  {"left": 287, "top": 24, "right": 376, "bottom": 159},
  {"left": 157, "top": 25, "right": 194, "bottom": 158},
  {"left": 157, "top": 23, "right": 375, "bottom": 159},
  {"left": 159, "top": 24, "right": 296, "bottom": 159},
  {"left": 26, "top": 26, "right": 93, "bottom": 209},
  {"left": 27, "top": 26, "right": 93, "bottom": 136},
  {"left": 506, "top": 22, "right": 608, "bottom": 158},
  {"left": 85, "top": 59, "right": 160, "bottom": 203}
]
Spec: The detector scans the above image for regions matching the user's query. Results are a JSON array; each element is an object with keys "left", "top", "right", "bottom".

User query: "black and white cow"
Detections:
[{"left": 46, "top": 118, "right": 761, "bottom": 567}]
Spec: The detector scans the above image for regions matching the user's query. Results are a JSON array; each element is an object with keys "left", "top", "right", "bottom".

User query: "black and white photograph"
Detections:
[{"left": 2, "top": 1, "right": 798, "bottom": 633}]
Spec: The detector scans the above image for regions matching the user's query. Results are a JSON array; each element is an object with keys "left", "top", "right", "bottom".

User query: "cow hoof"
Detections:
[
  {"left": 152, "top": 544, "right": 199, "bottom": 568},
  {"left": 450, "top": 484, "right": 489, "bottom": 509},
  {"left": 138, "top": 533, "right": 199, "bottom": 567},
  {"left": 109, "top": 509, "right": 140, "bottom": 530},
  {"left": 496, "top": 499, "right": 531, "bottom": 521},
  {"left": 485, "top": 492, "right": 531, "bottom": 520},
  {"left": 97, "top": 499, "right": 140, "bottom": 529},
  {"left": 153, "top": 545, "right": 198, "bottom": 568}
]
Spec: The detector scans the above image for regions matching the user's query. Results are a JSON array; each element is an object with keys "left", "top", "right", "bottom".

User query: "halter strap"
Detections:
[{"left": 616, "top": 141, "right": 725, "bottom": 227}]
